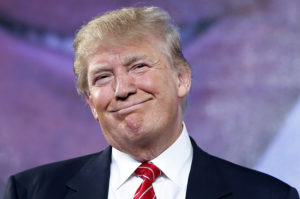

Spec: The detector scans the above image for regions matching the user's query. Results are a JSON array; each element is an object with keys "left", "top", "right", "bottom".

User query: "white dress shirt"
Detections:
[{"left": 107, "top": 123, "right": 193, "bottom": 199}]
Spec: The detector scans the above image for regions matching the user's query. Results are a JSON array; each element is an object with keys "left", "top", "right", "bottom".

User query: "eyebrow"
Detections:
[
  {"left": 88, "top": 54, "right": 152, "bottom": 77},
  {"left": 121, "top": 54, "right": 149, "bottom": 66},
  {"left": 88, "top": 64, "right": 110, "bottom": 76}
]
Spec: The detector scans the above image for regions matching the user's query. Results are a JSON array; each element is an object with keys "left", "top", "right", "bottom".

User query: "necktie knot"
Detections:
[
  {"left": 134, "top": 163, "right": 161, "bottom": 199},
  {"left": 135, "top": 162, "right": 161, "bottom": 183}
]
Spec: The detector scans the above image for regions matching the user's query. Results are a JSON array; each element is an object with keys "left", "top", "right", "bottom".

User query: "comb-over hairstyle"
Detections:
[{"left": 73, "top": 6, "right": 190, "bottom": 95}]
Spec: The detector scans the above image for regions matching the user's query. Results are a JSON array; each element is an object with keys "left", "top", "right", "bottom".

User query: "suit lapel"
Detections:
[
  {"left": 186, "top": 138, "right": 232, "bottom": 199},
  {"left": 64, "top": 147, "right": 112, "bottom": 199},
  {"left": 63, "top": 138, "right": 233, "bottom": 199}
]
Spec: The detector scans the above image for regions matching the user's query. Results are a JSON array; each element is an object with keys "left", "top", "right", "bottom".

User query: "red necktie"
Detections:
[{"left": 134, "top": 162, "right": 161, "bottom": 199}]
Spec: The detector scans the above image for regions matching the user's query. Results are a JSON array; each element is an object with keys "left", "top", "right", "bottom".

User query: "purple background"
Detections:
[{"left": 1, "top": 0, "right": 300, "bottom": 193}]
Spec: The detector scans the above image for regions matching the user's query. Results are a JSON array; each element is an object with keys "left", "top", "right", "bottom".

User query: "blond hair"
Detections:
[{"left": 73, "top": 6, "right": 190, "bottom": 95}]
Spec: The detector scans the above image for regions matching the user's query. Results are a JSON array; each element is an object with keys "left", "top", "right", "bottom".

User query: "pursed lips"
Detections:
[{"left": 109, "top": 99, "right": 152, "bottom": 113}]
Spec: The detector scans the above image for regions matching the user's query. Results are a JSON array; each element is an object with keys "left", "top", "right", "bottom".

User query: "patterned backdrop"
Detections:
[{"left": 0, "top": 0, "right": 299, "bottom": 194}]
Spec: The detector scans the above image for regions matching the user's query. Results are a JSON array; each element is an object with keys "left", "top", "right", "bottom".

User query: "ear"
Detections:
[
  {"left": 84, "top": 92, "right": 99, "bottom": 121},
  {"left": 177, "top": 67, "right": 191, "bottom": 98}
]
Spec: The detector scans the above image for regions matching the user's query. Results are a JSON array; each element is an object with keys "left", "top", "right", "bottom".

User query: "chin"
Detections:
[
  {"left": 122, "top": 124, "right": 154, "bottom": 142},
  {"left": 122, "top": 112, "right": 147, "bottom": 132}
]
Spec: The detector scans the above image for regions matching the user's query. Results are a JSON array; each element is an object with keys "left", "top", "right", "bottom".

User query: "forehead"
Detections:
[{"left": 87, "top": 37, "right": 166, "bottom": 66}]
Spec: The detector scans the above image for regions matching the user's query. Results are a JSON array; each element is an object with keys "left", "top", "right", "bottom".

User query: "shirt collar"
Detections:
[
  {"left": 151, "top": 122, "right": 193, "bottom": 186},
  {"left": 111, "top": 145, "right": 140, "bottom": 189},
  {"left": 111, "top": 122, "right": 193, "bottom": 188}
]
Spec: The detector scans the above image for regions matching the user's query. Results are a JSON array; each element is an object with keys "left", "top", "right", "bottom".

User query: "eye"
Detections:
[
  {"left": 93, "top": 73, "right": 112, "bottom": 85},
  {"left": 132, "top": 64, "right": 148, "bottom": 72},
  {"left": 98, "top": 74, "right": 109, "bottom": 79},
  {"left": 136, "top": 64, "right": 146, "bottom": 69}
]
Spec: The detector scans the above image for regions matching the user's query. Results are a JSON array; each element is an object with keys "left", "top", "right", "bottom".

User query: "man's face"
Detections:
[{"left": 85, "top": 38, "right": 190, "bottom": 157}]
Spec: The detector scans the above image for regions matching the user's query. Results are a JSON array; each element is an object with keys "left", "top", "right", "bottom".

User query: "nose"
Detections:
[{"left": 114, "top": 72, "right": 137, "bottom": 100}]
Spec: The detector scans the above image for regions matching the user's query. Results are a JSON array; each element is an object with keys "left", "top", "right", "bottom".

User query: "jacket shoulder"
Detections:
[
  {"left": 2, "top": 151, "right": 106, "bottom": 199},
  {"left": 209, "top": 153, "right": 299, "bottom": 198},
  {"left": 14, "top": 151, "right": 100, "bottom": 182},
  {"left": 190, "top": 138, "right": 299, "bottom": 198}
]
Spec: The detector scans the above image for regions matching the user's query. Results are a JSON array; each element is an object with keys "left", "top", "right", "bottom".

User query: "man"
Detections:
[{"left": 2, "top": 6, "right": 299, "bottom": 199}]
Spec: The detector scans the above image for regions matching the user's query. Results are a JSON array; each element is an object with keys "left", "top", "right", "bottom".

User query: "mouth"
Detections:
[{"left": 109, "top": 99, "right": 152, "bottom": 114}]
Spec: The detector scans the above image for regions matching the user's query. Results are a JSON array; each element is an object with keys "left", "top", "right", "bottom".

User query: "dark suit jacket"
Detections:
[{"left": 2, "top": 138, "right": 299, "bottom": 199}]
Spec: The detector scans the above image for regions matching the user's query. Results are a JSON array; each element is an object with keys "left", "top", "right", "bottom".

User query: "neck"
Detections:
[{"left": 127, "top": 122, "right": 183, "bottom": 162}]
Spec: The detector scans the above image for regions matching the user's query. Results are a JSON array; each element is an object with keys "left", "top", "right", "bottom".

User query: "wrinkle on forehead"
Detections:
[
  {"left": 86, "top": 36, "right": 173, "bottom": 76},
  {"left": 89, "top": 53, "right": 153, "bottom": 68}
]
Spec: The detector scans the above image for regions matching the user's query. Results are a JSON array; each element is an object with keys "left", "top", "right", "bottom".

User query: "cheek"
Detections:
[
  {"left": 136, "top": 72, "right": 167, "bottom": 94},
  {"left": 91, "top": 87, "right": 114, "bottom": 111}
]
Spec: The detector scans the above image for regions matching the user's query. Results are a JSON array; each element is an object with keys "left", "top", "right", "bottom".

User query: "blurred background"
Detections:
[{"left": 0, "top": 0, "right": 299, "bottom": 194}]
